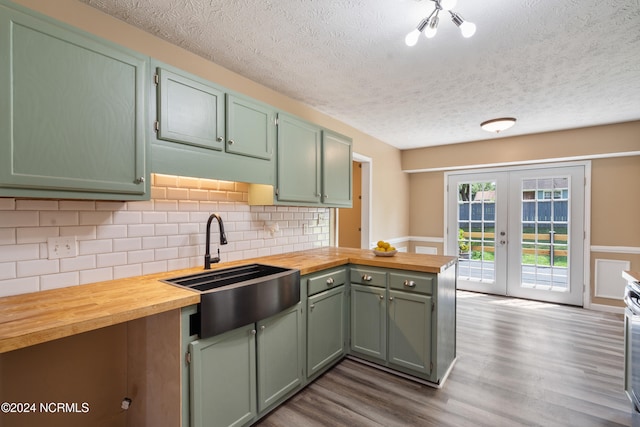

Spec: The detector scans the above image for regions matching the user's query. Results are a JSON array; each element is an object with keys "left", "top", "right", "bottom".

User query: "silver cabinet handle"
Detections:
[
  {"left": 228, "top": 139, "right": 235, "bottom": 145},
  {"left": 379, "top": 295, "right": 384, "bottom": 300},
  {"left": 135, "top": 176, "right": 145, "bottom": 184},
  {"left": 326, "top": 277, "right": 335, "bottom": 285},
  {"left": 310, "top": 303, "right": 315, "bottom": 310},
  {"left": 389, "top": 296, "right": 394, "bottom": 301},
  {"left": 216, "top": 136, "right": 224, "bottom": 142},
  {"left": 251, "top": 329, "right": 256, "bottom": 335},
  {"left": 362, "top": 274, "right": 373, "bottom": 282},
  {"left": 404, "top": 280, "right": 416, "bottom": 288},
  {"left": 260, "top": 325, "right": 266, "bottom": 331}
]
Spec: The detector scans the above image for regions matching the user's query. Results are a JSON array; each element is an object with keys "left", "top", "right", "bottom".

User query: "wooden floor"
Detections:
[{"left": 257, "top": 291, "right": 632, "bottom": 427}]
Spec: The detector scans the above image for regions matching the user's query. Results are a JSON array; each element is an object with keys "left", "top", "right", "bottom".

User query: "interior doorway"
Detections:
[
  {"left": 338, "top": 161, "right": 362, "bottom": 248},
  {"left": 335, "top": 153, "right": 371, "bottom": 249}
]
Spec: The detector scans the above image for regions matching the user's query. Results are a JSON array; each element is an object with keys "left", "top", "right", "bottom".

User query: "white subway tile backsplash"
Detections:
[
  {"left": 40, "top": 211, "right": 79, "bottom": 227},
  {"left": 155, "top": 247, "right": 179, "bottom": 261},
  {"left": 0, "top": 211, "right": 39, "bottom": 228},
  {"left": 0, "top": 244, "right": 40, "bottom": 262},
  {"left": 128, "top": 224, "right": 155, "bottom": 237},
  {"left": 113, "top": 238, "right": 142, "bottom": 252},
  {"left": 60, "top": 255, "right": 96, "bottom": 272},
  {"left": 0, "top": 174, "right": 330, "bottom": 295},
  {"left": 0, "top": 198, "right": 16, "bottom": 210},
  {"left": 142, "top": 236, "right": 167, "bottom": 250},
  {"left": 114, "top": 264, "right": 142, "bottom": 280},
  {"left": 59, "top": 200, "right": 95, "bottom": 211},
  {"left": 113, "top": 211, "right": 142, "bottom": 225},
  {"left": 0, "top": 262, "right": 16, "bottom": 280},
  {"left": 17, "top": 259, "right": 59, "bottom": 277},
  {"left": 16, "top": 200, "right": 59, "bottom": 211},
  {"left": 0, "top": 277, "right": 39, "bottom": 297},
  {"left": 96, "top": 252, "right": 128, "bottom": 268},
  {"left": 40, "top": 272, "right": 79, "bottom": 291},
  {"left": 128, "top": 249, "right": 155, "bottom": 264},
  {"left": 79, "top": 239, "right": 112, "bottom": 255},
  {"left": 80, "top": 211, "right": 112, "bottom": 226},
  {"left": 97, "top": 225, "right": 128, "bottom": 239},
  {"left": 142, "top": 261, "right": 167, "bottom": 275},
  {"left": 80, "top": 268, "right": 112, "bottom": 285},
  {"left": 155, "top": 224, "right": 179, "bottom": 236},
  {"left": 96, "top": 201, "right": 126, "bottom": 211},
  {"left": 0, "top": 229, "right": 15, "bottom": 245},
  {"left": 60, "top": 226, "right": 97, "bottom": 240},
  {"left": 16, "top": 227, "right": 59, "bottom": 244}
]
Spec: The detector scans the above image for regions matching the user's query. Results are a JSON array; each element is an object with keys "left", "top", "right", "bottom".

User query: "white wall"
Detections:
[{"left": 0, "top": 174, "right": 329, "bottom": 297}]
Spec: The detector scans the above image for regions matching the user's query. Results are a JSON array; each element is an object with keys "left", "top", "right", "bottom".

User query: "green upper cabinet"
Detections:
[
  {"left": 322, "top": 130, "right": 352, "bottom": 207},
  {"left": 248, "top": 113, "right": 352, "bottom": 208},
  {"left": 156, "top": 67, "right": 225, "bottom": 151},
  {"left": 0, "top": 2, "right": 148, "bottom": 199},
  {"left": 226, "top": 94, "right": 274, "bottom": 160},
  {"left": 275, "top": 113, "right": 322, "bottom": 204},
  {"left": 151, "top": 61, "right": 276, "bottom": 185}
]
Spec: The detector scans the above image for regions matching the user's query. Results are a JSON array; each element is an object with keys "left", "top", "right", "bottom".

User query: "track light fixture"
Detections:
[{"left": 405, "top": 0, "right": 475, "bottom": 46}]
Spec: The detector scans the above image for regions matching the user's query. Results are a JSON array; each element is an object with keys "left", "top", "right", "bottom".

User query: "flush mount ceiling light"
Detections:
[
  {"left": 480, "top": 117, "right": 517, "bottom": 133},
  {"left": 405, "top": 0, "right": 476, "bottom": 46}
]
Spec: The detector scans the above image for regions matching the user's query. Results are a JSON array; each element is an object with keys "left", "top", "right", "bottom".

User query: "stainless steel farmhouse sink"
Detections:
[{"left": 163, "top": 264, "right": 300, "bottom": 338}]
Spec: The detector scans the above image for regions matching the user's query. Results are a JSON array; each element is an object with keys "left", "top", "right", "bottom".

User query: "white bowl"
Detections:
[{"left": 372, "top": 249, "right": 397, "bottom": 257}]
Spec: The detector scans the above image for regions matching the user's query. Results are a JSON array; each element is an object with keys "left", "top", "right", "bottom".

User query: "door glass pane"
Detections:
[
  {"left": 520, "top": 177, "right": 569, "bottom": 290},
  {"left": 457, "top": 181, "right": 496, "bottom": 283}
]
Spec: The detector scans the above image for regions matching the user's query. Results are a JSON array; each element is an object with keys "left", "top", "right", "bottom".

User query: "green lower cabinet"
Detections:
[
  {"left": 188, "top": 304, "right": 302, "bottom": 427},
  {"left": 387, "top": 290, "right": 432, "bottom": 374},
  {"left": 350, "top": 283, "right": 387, "bottom": 361},
  {"left": 189, "top": 324, "right": 257, "bottom": 427},
  {"left": 307, "top": 285, "right": 346, "bottom": 377},
  {"left": 256, "top": 304, "right": 303, "bottom": 413}
]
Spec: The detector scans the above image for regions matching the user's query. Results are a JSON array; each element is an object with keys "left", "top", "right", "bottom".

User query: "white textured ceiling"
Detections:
[{"left": 81, "top": 0, "right": 640, "bottom": 149}]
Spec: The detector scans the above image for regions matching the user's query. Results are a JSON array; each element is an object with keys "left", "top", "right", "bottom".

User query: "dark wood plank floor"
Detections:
[{"left": 257, "top": 291, "right": 632, "bottom": 427}]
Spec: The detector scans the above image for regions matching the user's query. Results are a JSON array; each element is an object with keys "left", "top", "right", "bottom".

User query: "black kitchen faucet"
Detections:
[{"left": 204, "top": 213, "right": 228, "bottom": 269}]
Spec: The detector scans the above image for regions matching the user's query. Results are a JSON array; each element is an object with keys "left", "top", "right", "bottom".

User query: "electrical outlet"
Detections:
[{"left": 47, "top": 236, "right": 78, "bottom": 259}]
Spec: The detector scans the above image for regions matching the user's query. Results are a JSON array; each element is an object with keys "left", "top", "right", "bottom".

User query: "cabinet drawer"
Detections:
[
  {"left": 307, "top": 268, "right": 347, "bottom": 296},
  {"left": 350, "top": 267, "right": 386, "bottom": 288},
  {"left": 389, "top": 272, "right": 434, "bottom": 295}
]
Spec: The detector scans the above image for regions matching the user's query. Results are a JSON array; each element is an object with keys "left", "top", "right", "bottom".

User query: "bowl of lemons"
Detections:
[{"left": 372, "top": 240, "right": 397, "bottom": 257}]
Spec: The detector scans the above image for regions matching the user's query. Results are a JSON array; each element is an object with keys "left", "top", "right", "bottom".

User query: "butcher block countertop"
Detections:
[
  {"left": 0, "top": 247, "right": 456, "bottom": 353},
  {"left": 623, "top": 271, "right": 640, "bottom": 283}
]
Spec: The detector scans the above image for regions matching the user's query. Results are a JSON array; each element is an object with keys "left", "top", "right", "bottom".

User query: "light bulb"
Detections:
[
  {"left": 439, "top": 0, "right": 457, "bottom": 11},
  {"left": 405, "top": 29, "right": 421, "bottom": 46},
  {"left": 460, "top": 21, "right": 476, "bottom": 38},
  {"left": 424, "top": 16, "right": 439, "bottom": 39}
]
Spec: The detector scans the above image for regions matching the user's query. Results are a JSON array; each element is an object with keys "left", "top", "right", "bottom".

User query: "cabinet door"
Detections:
[
  {"left": 0, "top": 5, "right": 147, "bottom": 197},
  {"left": 156, "top": 66, "right": 225, "bottom": 150},
  {"left": 388, "top": 290, "right": 432, "bottom": 375},
  {"left": 276, "top": 113, "right": 321, "bottom": 203},
  {"left": 189, "top": 325, "right": 257, "bottom": 427},
  {"left": 350, "top": 283, "right": 387, "bottom": 361},
  {"left": 322, "top": 130, "right": 352, "bottom": 207},
  {"left": 226, "top": 94, "right": 274, "bottom": 160},
  {"left": 307, "top": 286, "right": 345, "bottom": 376},
  {"left": 257, "top": 304, "right": 303, "bottom": 412}
]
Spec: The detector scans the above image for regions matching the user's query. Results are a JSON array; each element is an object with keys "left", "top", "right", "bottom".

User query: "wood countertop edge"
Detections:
[
  {"left": 623, "top": 270, "right": 640, "bottom": 283},
  {"left": 0, "top": 291, "right": 199, "bottom": 354},
  {"left": 0, "top": 248, "right": 456, "bottom": 353}
]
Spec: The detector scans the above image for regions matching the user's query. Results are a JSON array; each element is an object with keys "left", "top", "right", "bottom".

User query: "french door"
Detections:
[{"left": 447, "top": 165, "right": 585, "bottom": 306}]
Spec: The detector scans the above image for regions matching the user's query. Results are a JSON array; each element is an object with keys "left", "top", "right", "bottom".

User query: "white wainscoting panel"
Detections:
[{"left": 594, "top": 258, "right": 631, "bottom": 300}]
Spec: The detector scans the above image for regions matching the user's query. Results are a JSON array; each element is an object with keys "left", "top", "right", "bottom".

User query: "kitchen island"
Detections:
[{"left": 0, "top": 248, "right": 456, "bottom": 427}]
